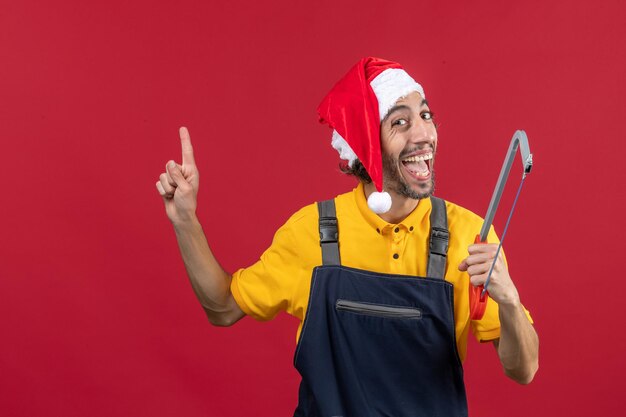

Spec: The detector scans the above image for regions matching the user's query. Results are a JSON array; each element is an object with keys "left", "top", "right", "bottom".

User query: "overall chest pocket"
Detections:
[{"left": 335, "top": 299, "right": 422, "bottom": 320}]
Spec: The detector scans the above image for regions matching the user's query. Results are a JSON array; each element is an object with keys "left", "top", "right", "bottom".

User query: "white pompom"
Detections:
[{"left": 367, "top": 191, "right": 392, "bottom": 214}]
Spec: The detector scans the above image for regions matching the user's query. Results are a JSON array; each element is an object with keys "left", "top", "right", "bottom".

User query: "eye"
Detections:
[
  {"left": 421, "top": 111, "right": 433, "bottom": 121},
  {"left": 391, "top": 118, "right": 408, "bottom": 127}
]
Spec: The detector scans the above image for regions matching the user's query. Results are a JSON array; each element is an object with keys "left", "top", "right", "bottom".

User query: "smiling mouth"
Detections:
[{"left": 401, "top": 152, "right": 433, "bottom": 179}]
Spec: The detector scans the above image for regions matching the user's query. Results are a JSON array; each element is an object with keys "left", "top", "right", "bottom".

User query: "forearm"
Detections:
[
  {"left": 496, "top": 300, "right": 539, "bottom": 384},
  {"left": 172, "top": 216, "right": 242, "bottom": 325}
]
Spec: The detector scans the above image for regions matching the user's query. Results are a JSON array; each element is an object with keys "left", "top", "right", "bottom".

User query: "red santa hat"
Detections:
[{"left": 318, "top": 57, "right": 425, "bottom": 214}]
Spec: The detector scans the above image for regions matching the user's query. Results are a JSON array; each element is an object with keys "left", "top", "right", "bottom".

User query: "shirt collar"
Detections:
[{"left": 353, "top": 182, "right": 432, "bottom": 234}]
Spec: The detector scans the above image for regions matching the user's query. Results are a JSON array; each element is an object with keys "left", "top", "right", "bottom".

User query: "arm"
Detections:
[
  {"left": 156, "top": 127, "right": 245, "bottom": 327},
  {"left": 172, "top": 216, "right": 245, "bottom": 326},
  {"left": 459, "top": 244, "right": 539, "bottom": 384},
  {"left": 492, "top": 297, "right": 539, "bottom": 384}
]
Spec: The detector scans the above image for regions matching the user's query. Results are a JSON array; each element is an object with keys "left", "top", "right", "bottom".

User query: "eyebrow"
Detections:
[{"left": 383, "top": 99, "right": 429, "bottom": 122}]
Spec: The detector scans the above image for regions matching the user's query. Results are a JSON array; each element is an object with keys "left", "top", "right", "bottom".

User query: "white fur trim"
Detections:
[
  {"left": 370, "top": 69, "right": 425, "bottom": 121},
  {"left": 331, "top": 130, "right": 358, "bottom": 167},
  {"left": 367, "top": 191, "right": 392, "bottom": 214}
]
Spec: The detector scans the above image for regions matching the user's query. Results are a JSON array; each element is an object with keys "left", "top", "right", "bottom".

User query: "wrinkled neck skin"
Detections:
[{"left": 363, "top": 181, "right": 420, "bottom": 224}]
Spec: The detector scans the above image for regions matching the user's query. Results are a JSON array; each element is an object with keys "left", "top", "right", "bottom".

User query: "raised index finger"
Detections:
[{"left": 179, "top": 126, "right": 195, "bottom": 166}]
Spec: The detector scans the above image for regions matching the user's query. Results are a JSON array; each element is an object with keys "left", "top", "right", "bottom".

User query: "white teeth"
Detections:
[
  {"left": 416, "top": 170, "right": 429, "bottom": 176},
  {"left": 407, "top": 168, "right": 430, "bottom": 177},
  {"left": 402, "top": 153, "right": 433, "bottom": 162}
]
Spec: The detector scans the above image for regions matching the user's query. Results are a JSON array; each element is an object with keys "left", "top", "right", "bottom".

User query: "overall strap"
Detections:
[
  {"left": 317, "top": 199, "right": 340, "bottom": 266},
  {"left": 427, "top": 197, "right": 449, "bottom": 279}
]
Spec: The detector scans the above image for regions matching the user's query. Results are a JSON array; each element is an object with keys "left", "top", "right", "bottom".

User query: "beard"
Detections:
[{"left": 382, "top": 153, "right": 436, "bottom": 200}]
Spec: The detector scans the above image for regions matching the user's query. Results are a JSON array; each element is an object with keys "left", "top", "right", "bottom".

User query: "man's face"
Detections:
[{"left": 380, "top": 91, "right": 438, "bottom": 200}]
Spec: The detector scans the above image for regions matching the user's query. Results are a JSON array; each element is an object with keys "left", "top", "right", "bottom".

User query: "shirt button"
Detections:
[
  {"left": 376, "top": 228, "right": 380, "bottom": 234},
  {"left": 409, "top": 226, "right": 414, "bottom": 231},
  {"left": 394, "top": 227, "right": 400, "bottom": 233},
  {"left": 393, "top": 253, "right": 399, "bottom": 259}
]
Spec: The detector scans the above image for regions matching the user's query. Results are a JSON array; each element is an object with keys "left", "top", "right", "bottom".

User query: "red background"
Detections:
[{"left": 1, "top": 1, "right": 625, "bottom": 415}]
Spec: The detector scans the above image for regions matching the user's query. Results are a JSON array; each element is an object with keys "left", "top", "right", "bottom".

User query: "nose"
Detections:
[{"left": 409, "top": 117, "right": 437, "bottom": 146}]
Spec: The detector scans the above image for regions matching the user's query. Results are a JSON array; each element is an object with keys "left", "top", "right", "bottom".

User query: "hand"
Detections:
[
  {"left": 458, "top": 243, "right": 520, "bottom": 306},
  {"left": 156, "top": 127, "right": 200, "bottom": 225}
]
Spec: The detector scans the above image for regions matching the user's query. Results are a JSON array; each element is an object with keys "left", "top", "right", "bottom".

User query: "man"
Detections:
[{"left": 155, "top": 57, "right": 538, "bottom": 416}]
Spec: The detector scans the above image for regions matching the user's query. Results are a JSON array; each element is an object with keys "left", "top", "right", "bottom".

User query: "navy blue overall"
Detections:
[{"left": 293, "top": 197, "right": 467, "bottom": 417}]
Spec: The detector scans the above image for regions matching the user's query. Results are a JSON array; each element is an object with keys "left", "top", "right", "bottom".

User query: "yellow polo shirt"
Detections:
[{"left": 231, "top": 183, "right": 532, "bottom": 362}]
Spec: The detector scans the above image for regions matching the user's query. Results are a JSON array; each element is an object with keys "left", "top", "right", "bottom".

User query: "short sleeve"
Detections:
[
  {"left": 230, "top": 206, "right": 319, "bottom": 321},
  {"left": 471, "top": 301, "right": 534, "bottom": 342}
]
